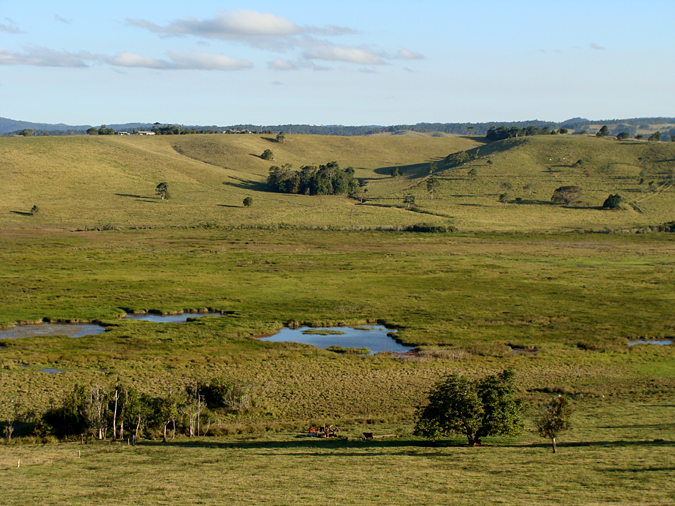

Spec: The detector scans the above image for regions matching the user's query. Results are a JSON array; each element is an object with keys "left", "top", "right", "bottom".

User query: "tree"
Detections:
[
  {"left": 426, "top": 176, "right": 436, "bottom": 200},
  {"left": 98, "top": 125, "right": 114, "bottom": 135},
  {"left": 390, "top": 167, "right": 401, "bottom": 177},
  {"left": 636, "top": 134, "right": 644, "bottom": 140},
  {"left": 276, "top": 132, "right": 286, "bottom": 144},
  {"left": 414, "top": 370, "right": 523, "bottom": 446},
  {"left": 603, "top": 194, "right": 623, "bottom": 209},
  {"left": 86, "top": 127, "right": 98, "bottom": 135},
  {"left": 596, "top": 125, "right": 610, "bottom": 137},
  {"left": 243, "top": 197, "right": 253, "bottom": 207},
  {"left": 536, "top": 396, "right": 572, "bottom": 453},
  {"left": 445, "top": 150, "right": 470, "bottom": 166},
  {"left": 30, "top": 205, "right": 39, "bottom": 216},
  {"left": 648, "top": 131, "right": 661, "bottom": 142},
  {"left": 551, "top": 186, "right": 583, "bottom": 205},
  {"left": 261, "top": 149, "right": 274, "bottom": 160},
  {"left": 156, "top": 182, "right": 170, "bottom": 200},
  {"left": 616, "top": 132, "right": 630, "bottom": 140},
  {"left": 403, "top": 194, "right": 416, "bottom": 209},
  {"left": 468, "top": 168, "right": 478, "bottom": 178},
  {"left": 19, "top": 129, "right": 34, "bottom": 137},
  {"left": 523, "top": 183, "right": 535, "bottom": 197},
  {"left": 498, "top": 193, "right": 510, "bottom": 206},
  {"left": 428, "top": 162, "right": 437, "bottom": 174},
  {"left": 558, "top": 128, "right": 568, "bottom": 134}
]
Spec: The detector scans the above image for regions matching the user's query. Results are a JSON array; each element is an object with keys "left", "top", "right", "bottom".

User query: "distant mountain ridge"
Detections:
[{"left": 1, "top": 116, "right": 674, "bottom": 136}]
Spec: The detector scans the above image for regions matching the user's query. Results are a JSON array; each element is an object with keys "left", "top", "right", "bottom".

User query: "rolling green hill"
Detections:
[{"left": 2, "top": 133, "right": 674, "bottom": 232}]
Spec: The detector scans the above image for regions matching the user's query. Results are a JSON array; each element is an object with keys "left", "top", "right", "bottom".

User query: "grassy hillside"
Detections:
[{"left": 3, "top": 133, "right": 674, "bottom": 232}]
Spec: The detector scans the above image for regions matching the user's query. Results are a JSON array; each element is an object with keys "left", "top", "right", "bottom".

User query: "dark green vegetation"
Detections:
[
  {"left": 414, "top": 370, "right": 523, "bottom": 445},
  {"left": 1, "top": 133, "right": 674, "bottom": 504},
  {"left": 266, "top": 161, "right": 359, "bottom": 195}
]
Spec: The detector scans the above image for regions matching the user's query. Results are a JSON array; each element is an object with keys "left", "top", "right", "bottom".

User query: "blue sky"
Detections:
[{"left": 0, "top": 0, "right": 673, "bottom": 126}]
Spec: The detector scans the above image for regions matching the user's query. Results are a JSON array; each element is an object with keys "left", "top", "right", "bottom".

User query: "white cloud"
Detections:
[
  {"left": 103, "top": 51, "right": 252, "bottom": 71},
  {"left": 269, "top": 58, "right": 298, "bottom": 70},
  {"left": 303, "top": 44, "right": 385, "bottom": 65},
  {"left": 0, "top": 46, "right": 90, "bottom": 67},
  {"left": 0, "top": 18, "right": 23, "bottom": 34},
  {"left": 126, "top": 9, "right": 302, "bottom": 49},
  {"left": 398, "top": 48, "right": 424, "bottom": 60},
  {"left": 590, "top": 43, "right": 605, "bottom": 50}
]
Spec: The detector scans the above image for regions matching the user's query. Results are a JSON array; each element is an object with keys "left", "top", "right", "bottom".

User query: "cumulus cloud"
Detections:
[
  {"left": 397, "top": 48, "right": 424, "bottom": 60},
  {"left": 0, "top": 18, "right": 23, "bottom": 34},
  {"left": 303, "top": 44, "right": 385, "bottom": 65},
  {"left": 0, "top": 46, "right": 90, "bottom": 67},
  {"left": 126, "top": 9, "right": 302, "bottom": 49},
  {"left": 103, "top": 50, "right": 252, "bottom": 71},
  {"left": 54, "top": 15, "right": 72, "bottom": 25},
  {"left": 589, "top": 43, "right": 605, "bottom": 50},
  {"left": 269, "top": 58, "right": 298, "bottom": 71}
]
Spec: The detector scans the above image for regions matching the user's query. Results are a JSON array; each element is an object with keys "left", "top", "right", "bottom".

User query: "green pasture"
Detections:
[
  {"left": 1, "top": 133, "right": 675, "bottom": 504},
  {"left": 2, "top": 133, "right": 674, "bottom": 231},
  {"left": 0, "top": 398, "right": 674, "bottom": 505}
]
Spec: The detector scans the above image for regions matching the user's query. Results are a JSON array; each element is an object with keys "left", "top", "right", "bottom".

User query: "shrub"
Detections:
[
  {"left": 261, "top": 149, "right": 274, "bottom": 160},
  {"left": 243, "top": 197, "right": 253, "bottom": 207},
  {"left": 602, "top": 194, "right": 622, "bottom": 209},
  {"left": 551, "top": 186, "right": 583, "bottom": 205},
  {"left": 30, "top": 205, "right": 39, "bottom": 216}
]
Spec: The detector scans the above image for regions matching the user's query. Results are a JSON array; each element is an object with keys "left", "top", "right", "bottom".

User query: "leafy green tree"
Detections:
[
  {"left": 648, "top": 131, "right": 661, "bottom": 142},
  {"left": 636, "top": 134, "right": 644, "bottom": 140},
  {"left": 403, "top": 194, "right": 416, "bottom": 209},
  {"left": 243, "top": 197, "right": 253, "bottom": 207},
  {"left": 414, "top": 370, "right": 523, "bottom": 446},
  {"left": 30, "top": 205, "right": 39, "bottom": 216},
  {"left": 602, "top": 194, "right": 623, "bottom": 209},
  {"left": 468, "top": 168, "right": 478, "bottom": 178},
  {"left": 445, "top": 150, "right": 470, "bottom": 166},
  {"left": 596, "top": 125, "right": 610, "bottom": 137},
  {"left": 97, "top": 125, "right": 114, "bottom": 135},
  {"left": 428, "top": 162, "right": 437, "bottom": 174},
  {"left": 276, "top": 132, "right": 286, "bottom": 144},
  {"left": 499, "top": 193, "right": 510, "bottom": 206},
  {"left": 536, "top": 396, "right": 572, "bottom": 453},
  {"left": 19, "top": 129, "right": 34, "bottom": 137},
  {"left": 551, "top": 186, "right": 583, "bottom": 205},
  {"left": 558, "top": 128, "right": 569, "bottom": 134},
  {"left": 261, "top": 149, "right": 274, "bottom": 160},
  {"left": 155, "top": 182, "right": 170, "bottom": 200},
  {"left": 86, "top": 127, "right": 98, "bottom": 135},
  {"left": 616, "top": 132, "right": 630, "bottom": 140}
]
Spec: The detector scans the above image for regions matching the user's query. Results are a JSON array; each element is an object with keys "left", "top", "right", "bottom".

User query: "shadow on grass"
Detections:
[
  {"left": 217, "top": 204, "right": 242, "bottom": 209},
  {"left": 10, "top": 211, "right": 33, "bottom": 216},
  {"left": 222, "top": 176, "right": 267, "bottom": 192}
]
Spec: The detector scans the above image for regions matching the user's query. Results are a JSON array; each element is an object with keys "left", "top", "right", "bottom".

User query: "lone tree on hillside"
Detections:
[
  {"left": 20, "top": 129, "right": 34, "bottom": 137},
  {"left": 648, "top": 131, "right": 661, "bottom": 142},
  {"left": 86, "top": 127, "right": 98, "bottom": 135},
  {"left": 551, "top": 186, "right": 583, "bottom": 205},
  {"left": 30, "top": 205, "right": 39, "bottom": 216},
  {"left": 617, "top": 132, "right": 630, "bottom": 140},
  {"left": 403, "top": 194, "right": 416, "bottom": 209},
  {"left": 261, "top": 149, "right": 274, "bottom": 160},
  {"left": 596, "top": 125, "right": 610, "bottom": 137},
  {"left": 602, "top": 194, "right": 622, "bottom": 209},
  {"left": 414, "top": 370, "right": 523, "bottom": 446},
  {"left": 243, "top": 196, "right": 253, "bottom": 207},
  {"left": 390, "top": 167, "right": 401, "bottom": 177},
  {"left": 426, "top": 176, "right": 437, "bottom": 200},
  {"left": 155, "top": 182, "right": 170, "bottom": 200},
  {"left": 536, "top": 396, "right": 572, "bottom": 453},
  {"left": 523, "top": 183, "right": 535, "bottom": 197},
  {"left": 276, "top": 132, "right": 286, "bottom": 144}
]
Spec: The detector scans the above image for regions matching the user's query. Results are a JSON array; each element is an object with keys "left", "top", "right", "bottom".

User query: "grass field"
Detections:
[{"left": 1, "top": 133, "right": 675, "bottom": 504}]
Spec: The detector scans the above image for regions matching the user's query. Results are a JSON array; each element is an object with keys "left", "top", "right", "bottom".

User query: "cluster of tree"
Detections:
[
  {"left": 551, "top": 186, "right": 583, "bottom": 205},
  {"left": 3, "top": 376, "right": 256, "bottom": 442},
  {"left": 267, "top": 161, "right": 360, "bottom": 196},
  {"left": 86, "top": 125, "right": 115, "bottom": 135},
  {"left": 486, "top": 125, "right": 566, "bottom": 141},
  {"left": 445, "top": 150, "right": 476, "bottom": 167},
  {"left": 414, "top": 370, "right": 572, "bottom": 452}
]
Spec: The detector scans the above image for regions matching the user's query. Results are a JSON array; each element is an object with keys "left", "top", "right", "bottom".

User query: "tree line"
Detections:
[
  {"left": 267, "top": 161, "right": 360, "bottom": 196},
  {"left": 2, "top": 376, "right": 256, "bottom": 442}
]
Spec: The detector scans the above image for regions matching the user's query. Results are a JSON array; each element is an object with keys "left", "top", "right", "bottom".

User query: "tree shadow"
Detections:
[
  {"left": 217, "top": 204, "right": 242, "bottom": 208},
  {"left": 222, "top": 176, "right": 267, "bottom": 192},
  {"left": 10, "top": 211, "right": 33, "bottom": 216},
  {"left": 261, "top": 137, "right": 279, "bottom": 143},
  {"left": 506, "top": 439, "right": 675, "bottom": 450}
]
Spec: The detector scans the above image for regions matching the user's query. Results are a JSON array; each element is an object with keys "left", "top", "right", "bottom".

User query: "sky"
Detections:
[{"left": 0, "top": 0, "right": 673, "bottom": 126}]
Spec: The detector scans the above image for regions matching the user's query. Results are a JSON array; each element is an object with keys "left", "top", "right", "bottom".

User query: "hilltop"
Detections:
[{"left": 2, "top": 133, "right": 674, "bottom": 232}]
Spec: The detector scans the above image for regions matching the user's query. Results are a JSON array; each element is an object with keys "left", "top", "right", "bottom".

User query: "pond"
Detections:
[
  {"left": 261, "top": 325, "right": 414, "bottom": 355},
  {"left": 123, "top": 312, "right": 224, "bottom": 323},
  {"left": 0, "top": 322, "right": 107, "bottom": 340},
  {"left": 627, "top": 340, "right": 672, "bottom": 346}
]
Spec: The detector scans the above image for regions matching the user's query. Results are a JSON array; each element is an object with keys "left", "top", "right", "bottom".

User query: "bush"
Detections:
[
  {"left": 602, "top": 194, "right": 622, "bottom": 209},
  {"left": 616, "top": 132, "right": 630, "bottom": 140},
  {"left": 30, "top": 205, "right": 39, "bottom": 216},
  {"left": 243, "top": 197, "right": 253, "bottom": 207},
  {"left": 261, "top": 149, "right": 274, "bottom": 160}
]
